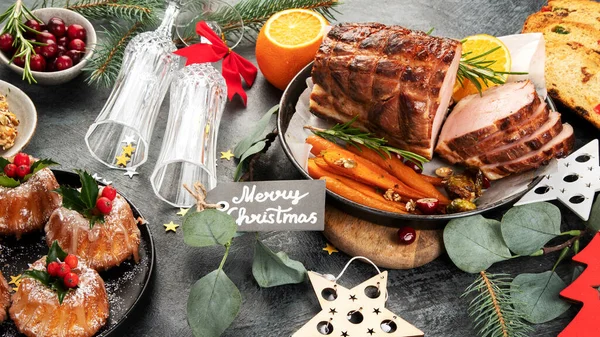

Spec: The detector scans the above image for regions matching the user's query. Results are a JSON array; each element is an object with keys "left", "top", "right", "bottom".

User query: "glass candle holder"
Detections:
[
  {"left": 85, "top": 1, "right": 182, "bottom": 170},
  {"left": 150, "top": 63, "right": 227, "bottom": 207}
]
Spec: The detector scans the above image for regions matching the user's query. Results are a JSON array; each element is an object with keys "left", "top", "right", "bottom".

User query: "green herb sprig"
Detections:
[
  {"left": 0, "top": 157, "right": 59, "bottom": 187},
  {"left": 21, "top": 241, "right": 71, "bottom": 304},
  {"left": 0, "top": 0, "right": 44, "bottom": 83},
  {"left": 55, "top": 170, "right": 104, "bottom": 228},
  {"left": 304, "top": 116, "right": 429, "bottom": 170}
]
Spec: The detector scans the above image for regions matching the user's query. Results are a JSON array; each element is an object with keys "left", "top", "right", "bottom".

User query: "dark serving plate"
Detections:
[
  {"left": 0, "top": 169, "right": 155, "bottom": 336},
  {"left": 278, "top": 62, "right": 548, "bottom": 228}
]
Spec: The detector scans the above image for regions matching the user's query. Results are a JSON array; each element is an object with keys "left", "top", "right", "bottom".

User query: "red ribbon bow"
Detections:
[{"left": 174, "top": 21, "right": 257, "bottom": 106}]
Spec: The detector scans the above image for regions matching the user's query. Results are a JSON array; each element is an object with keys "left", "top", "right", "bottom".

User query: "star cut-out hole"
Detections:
[
  {"left": 367, "top": 328, "right": 375, "bottom": 335},
  {"left": 349, "top": 294, "right": 357, "bottom": 301},
  {"left": 329, "top": 308, "right": 337, "bottom": 315},
  {"left": 373, "top": 308, "right": 381, "bottom": 315},
  {"left": 341, "top": 332, "right": 349, "bottom": 337}
]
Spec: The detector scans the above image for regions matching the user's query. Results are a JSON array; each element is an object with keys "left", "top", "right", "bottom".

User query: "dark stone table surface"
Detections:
[{"left": 1, "top": 0, "right": 597, "bottom": 336}]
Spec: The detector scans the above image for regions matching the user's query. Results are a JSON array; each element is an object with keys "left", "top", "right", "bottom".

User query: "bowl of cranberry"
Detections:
[{"left": 0, "top": 7, "right": 97, "bottom": 85}]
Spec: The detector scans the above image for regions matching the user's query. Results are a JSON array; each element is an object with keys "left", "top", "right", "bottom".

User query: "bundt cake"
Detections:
[{"left": 0, "top": 270, "right": 9, "bottom": 323}]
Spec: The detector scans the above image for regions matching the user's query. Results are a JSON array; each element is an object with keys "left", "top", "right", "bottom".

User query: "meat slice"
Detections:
[
  {"left": 0, "top": 271, "right": 9, "bottom": 323},
  {"left": 436, "top": 81, "right": 541, "bottom": 163},
  {"left": 480, "top": 124, "right": 574, "bottom": 180},
  {"left": 310, "top": 23, "right": 462, "bottom": 159},
  {"left": 465, "top": 109, "right": 563, "bottom": 166}
]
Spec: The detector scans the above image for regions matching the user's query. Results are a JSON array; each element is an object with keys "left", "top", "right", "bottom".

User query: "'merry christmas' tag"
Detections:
[{"left": 207, "top": 180, "right": 325, "bottom": 231}]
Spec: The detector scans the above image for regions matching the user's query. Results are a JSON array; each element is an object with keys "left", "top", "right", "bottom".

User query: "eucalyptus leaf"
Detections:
[
  {"left": 234, "top": 140, "right": 266, "bottom": 181},
  {"left": 511, "top": 271, "right": 571, "bottom": 324},
  {"left": 444, "top": 215, "right": 512, "bottom": 273},
  {"left": 233, "top": 104, "right": 278, "bottom": 157},
  {"left": 586, "top": 195, "right": 600, "bottom": 231},
  {"left": 75, "top": 170, "right": 99, "bottom": 210},
  {"left": 187, "top": 269, "right": 241, "bottom": 337},
  {"left": 0, "top": 175, "right": 20, "bottom": 187},
  {"left": 183, "top": 209, "right": 238, "bottom": 247},
  {"left": 252, "top": 239, "right": 306, "bottom": 288},
  {"left": 501, "top": 202, "right": 562, "bottom": 255}
]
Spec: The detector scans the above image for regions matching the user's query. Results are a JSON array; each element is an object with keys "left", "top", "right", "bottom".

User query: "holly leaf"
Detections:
[
  {"left": 21, "top": 269, "right": 51, "bottom": 287},
  {"left": 234, "top": 140, "right": 266, "bottom": 181},
  {"left": 50, "top": 277, "right": 70, "bottom": 304},
  {"left": 182, "top": 209, "right": 238, "bottom": 247},
  {"left": 444, "top": 215, "right": 512, "bottom": 273},
  {"left": 0, "top": 157, "right": 9, "bottom": 170},
  {"left": 501, "top": 202, "right": 562, "bottom": 255},
  {"left": 233, "top": 104, "right": 278, "bottom": 158},
  {"left": 55, "top": 186, "right": 86, "bottom": 211},
  {"left": 75, "top": 170, "right": 99, "bottom": 210},
  {"left": 0, "top": 175, "right": 20, "bottom": 187},
  {"left": 187, "top": 269, "right": 241, "bottom": 337},
  {"left": 252, "top": 239, "right": 306, "bottom": 288},
  {"left": 46, "top": 240, "right": 68, "bottom": 265},
  {"left": 511, "top": 271, "right": 571, "bottom": 324},
  {"left": 24, "top": 158, "right": 59, "bottom": 180},
  {"left": 586, "top": 195, "right": 600, "bottom": 232}
]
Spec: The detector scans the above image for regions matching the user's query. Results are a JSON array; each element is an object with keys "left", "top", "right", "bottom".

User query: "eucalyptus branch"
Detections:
[
  {"left": 219, "top": 240, "right": 232, "bottom": 270},
  {"left": 543, "top": 229, "right": 587, "bottom": 255}
]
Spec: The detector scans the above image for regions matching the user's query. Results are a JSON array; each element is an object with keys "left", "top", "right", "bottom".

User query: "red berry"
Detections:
[
  {"left": 397, "top": 226, "right": 416, "bottom": 245},
  {"left": 46, "top": 58, "right": 56, "bottom": 71},
  {"left": 482, "top": 176, "right": 491, "bottom": 189},
  {"left": 96, "top": 197, "right": 113, "bottom": 215},
  {"left": 40, "top": 40, "right": 58, "bottom": 59},
  {"left": 34, "top": 45, "right": 43, "bottom": 54},
  {"left": 54, "top": 55, "right": 73, "bottom": 71},
  {"left": 57, "top": 262, "right": 71, "bottom": 278},
  {"left": 24, "top": 19, "right": 41, "bottom": 38},
  {"left": 47, "top": 261, "right": 60, "bottom": 277},
  {"left": 57, "top": 45, "right": 67, "bottom": 57},
  {"left": 101, "top": 186, "right": 117, "bottom": 201},
  {"left": 541, "top": 5, "right": 551, "bottom": 12},
  {"left": 47, "top": 17, "right": 66, "bottom": 37},
  {"left": 63, "top": 272, "right": 79, "bottom": 288},
  {"left": 64, "top": 254, "right": 78, "bottom": 269},
  {"left": 14, "top": 153, "right": 30, "bottom": 167},
  {"left": 0, "top": 33, "right": 14, "bottom": 52},
  {"left": 57, "top": 36, "right": 68, "bottom": 48},
  {"left": 36, "top": 31, "right": 56, "bottom": 43},
  {"left": 405, "top": 161, "right": 423, "bottom": 174},
  {"left": 594, "top": 104, "right": 600, "bottom": 115},
  {"left": 396, "top": 154, "right": 404, "bottom": 162},
  {"left": 30, "top": 54, "right": 46, "bottom": 72},
  {"left": 68, "top": 38, "right": 85, "bottom": 52},
  {"left": 67, "top": 24, "right": 86, "bottom": 41},
  {"left": 416, "top": 198, "right": 440, "bottom": 215},
  {"left": 16, "top": 165, "right": 30, "bottom": 179},
  {"left": 3, "top": 163, "right": 17, "bottom": 177},
  {"left": 66, "top": 50, "right": 82, "bottom": 64},
  {"left": 12, "top": 55, "right": 26, "bottom": 67}
]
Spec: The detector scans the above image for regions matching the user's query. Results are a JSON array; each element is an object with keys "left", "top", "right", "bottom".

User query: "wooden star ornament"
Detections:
[
  {"left": 292, "top": 271, "right": 423, "bottom": 337},
  {"left": 164, "top": 221, "right": 179, "bottom": 233},
  {"left": 220, "top": 150, "right": 235, "bottom": 160},
  {"left": 323, "top": 243, "right": 338, "bottom": 255}
]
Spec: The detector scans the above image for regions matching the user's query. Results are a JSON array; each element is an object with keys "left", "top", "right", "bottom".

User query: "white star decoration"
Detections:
[
  {"left": 92, "top": 173, "right": 102, "bottom": 181},
  {"left": 515, "top": 139, "right": 600, "bottom": 221},
  {"left": 101, "top": 178, "right": 112, "bottom": 185},
  {"left": 122, "top": 135, "right": 137, "bottom": 144},
  {"left": 124, "top": 169, "right": 139, "bottom": 179},
  {"left": 292, "top": 271, "right": 423, "bottom": 337}
]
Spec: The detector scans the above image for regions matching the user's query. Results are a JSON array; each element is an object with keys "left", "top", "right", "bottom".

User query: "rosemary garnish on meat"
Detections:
[
  {"left": 304, "top": 117, "right": 429, "bottom": 169},
  {"left": 457, "top": 44, "right": 528, "bottom": 94}
]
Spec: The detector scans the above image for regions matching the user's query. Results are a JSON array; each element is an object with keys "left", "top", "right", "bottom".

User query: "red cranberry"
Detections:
[
  {"left": 68, "top": 38, "right": 86, "bottom": 52},
  {"left": 3, "top": 163, "right": 17, "bottom": 177},
  {"left": 96, "top": 197, "right": 113, "bottom": 215},
  {"left": 57, "top": 45, "right": 67, "bottom": 57},
  {"left": 101, "top": 186, "right": 117, "bottom": 201},
  {"left": 57, "top": 262, "right": 71, "bottom": 278},
  {"left": 57, "top": 36, "right": 68, "bottom": 48},
  {"left": 54, "top": 55, "right": 73, "bottom": 71},
  {"left": 397, "top": 226, "right": 416, "bottom": 245},
  {"left": 482, "top": 176, "right": 491, "bottom": 189},
  {"left": 594, "top": 104, "right": 600, "bottom": 115},
  {"left": 46, "top": 58, "right": 56, "bottom": 71},
  {"left": 14, "top": 153, "right": 30, "bottom": 166},
  {"left": 405, "top": 161, "right": 423, "bottom": 174},
  {"left": 396, "top": 154, "right": 404, "bottom": 162},
  {"left": 47, "top": 261, "right": 60, "bottom": 277},
  {"left": 29, "top": 54, "right": 46, "bottom": 72},
  {"left": 66, "top": 50, "right": 82, "bottom": 64},
  {"left": 12, "top": 56, "right": 26, "bottom": 67},
  {"left": 47, "top": 17, "right": 66, "bottom": 37},
  {"left": 416, "top": 198, "right": 440, "bottom": 215},
  {"left": 40, "top": 40, "right": 58, "bottom": 59},
  {"left": 24, "top": 19, "right": 41, "bottom": 37},
  {"left": 63, "top": 272, "right": 79, "bottom": 288},
  {"left": 0, "top": 33, "right": 14, "bottom": 52},
  {"left": 67, "top": 24, "right": 86, "bottom": 41},
  {"left": 34, "top": 45, "right": 42, "bottom": 54},
  {"left": 64, "top": 254, "right": 78, "bottom": 269},
  {"left": 36, "top": 31, "right": 56, "bottom": 44}
]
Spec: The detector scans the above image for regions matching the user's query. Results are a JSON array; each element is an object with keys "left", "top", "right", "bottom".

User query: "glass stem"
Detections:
[{"left": 156, "top": 1, "right": 180, "bottom": 37}]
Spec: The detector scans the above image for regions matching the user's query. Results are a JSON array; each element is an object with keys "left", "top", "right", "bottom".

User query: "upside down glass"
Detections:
[
  {"left": 150, "top": 63, "right": 227, "bottom": 207},
  {"left": 85, "top": 1, "right": 182, "bottom": 170}
]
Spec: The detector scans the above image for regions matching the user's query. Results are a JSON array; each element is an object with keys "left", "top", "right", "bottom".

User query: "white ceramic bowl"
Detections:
[
  {"left": 0, "top": 8, "right": 97, "bottom": 85},
  {"left": 0, "top": 79, "right": 37, "bottom": 157}
]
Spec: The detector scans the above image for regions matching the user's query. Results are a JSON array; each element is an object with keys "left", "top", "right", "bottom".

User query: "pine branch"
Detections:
[
  {"left": 462, "top": 272, "right": 532, "bottom": 337},
  {"left": 38, "top": 0, "right": 163, "bottom": 22}
]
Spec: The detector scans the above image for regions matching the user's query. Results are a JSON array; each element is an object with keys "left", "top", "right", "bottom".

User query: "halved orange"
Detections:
[{"left": 255, "top": 9, "right": 328, "bottom": 90}]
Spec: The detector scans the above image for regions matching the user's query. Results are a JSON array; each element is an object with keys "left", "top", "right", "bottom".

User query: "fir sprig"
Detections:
[
  {"left": 462, "top": 272, "right": 532, "bottom": 337},
  {"left": 304, "top": 117, "right": 429, "bottom": 169}
]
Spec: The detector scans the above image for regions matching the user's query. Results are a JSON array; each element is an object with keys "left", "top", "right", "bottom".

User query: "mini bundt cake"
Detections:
[
  {"left": 45, "top": 187, "right": 141, "bottom": 271},
  {"left": 9, "top": 257, "right": 109, "bottom": 337},
  {"left": 0, "top": 168, "right": 61, "bottom": 238},
  {"left": 0, "top": 270, "right": 10, "bottom": 323}
]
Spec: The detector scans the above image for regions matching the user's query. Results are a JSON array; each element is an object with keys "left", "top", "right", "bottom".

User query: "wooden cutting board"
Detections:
[{"left": 323, "top": 206, "right": 444, "bottom": 269}]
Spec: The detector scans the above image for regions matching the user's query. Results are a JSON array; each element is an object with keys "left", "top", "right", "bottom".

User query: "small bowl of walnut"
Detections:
[{"left": 0, "top": 79, "right": 37, "bottom": 158}]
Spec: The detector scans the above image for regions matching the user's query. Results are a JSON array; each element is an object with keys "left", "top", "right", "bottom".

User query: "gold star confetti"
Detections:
[
  {"left": 322, "top": 243, "right": 338, "bottom": 255},
  {"left": 164, "top": 221, "right": 179, "bottom": 233},
  {"left": 220, "top": 150, "right": 235, "bottom": 160},
  {"left": 177, "top": 208, "right": 190, "bottom": 217},
  {"left": 9, "top": 274, "right": 21, "bottom": 286},
  {"left": 205, "top": 123, "right": 211, "bottom": 135},
  {"left": 115, "top": 154, "right": 130, "bottom": 167},
  {"left": 122, "top": 144, "right": 136, "bottom": 157},
  {"left": 12, "top": 286, "right": 18, "bottom": 292}
]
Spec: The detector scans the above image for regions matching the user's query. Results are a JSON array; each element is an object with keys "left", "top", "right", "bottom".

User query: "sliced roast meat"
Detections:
[
  {"left": 465, "top": 109, "right": 563, "bottom": 166},
  {"left": 310, "top": 23, "right": 462, "bottom": 159},
  {"left": 436, "top": 81, "right": 541, "bottom": 163},
  {"left": 480, "top": 124, "right": 574, "bottom": 180}
]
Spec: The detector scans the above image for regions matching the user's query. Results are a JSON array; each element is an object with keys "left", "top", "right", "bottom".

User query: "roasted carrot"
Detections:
[
  {"left": 421, "top": 174, "right": 444, "bottom": 186},
  {"left": 346, "top": 145, "right": 449, "bottom": 204},
  {"left": 306, "top": 135, "right": 344, "bottom": 156},
  {"left": 320, "top": 176, "right": 407, "bottom": 213},
  {"left": 321, "top": 149, "right": 428, "bottom": 200}
]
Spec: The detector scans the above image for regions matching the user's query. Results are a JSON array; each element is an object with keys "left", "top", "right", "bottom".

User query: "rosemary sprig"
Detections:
[
  {"left": 0, "top": 0, "right": 43, "bottom": 83},
  {"left": 462, "top": 272, "right": 532, "bottom": 337},
  {"left": 304, "top": 116, "right": 429, "bottom": 169},
  {"left": 457, "top": 44, "right": 528, "bottom": 95}
]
